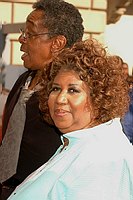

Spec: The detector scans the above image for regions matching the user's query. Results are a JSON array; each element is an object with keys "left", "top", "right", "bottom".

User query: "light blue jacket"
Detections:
[{"left": 8, "top": 119, "right": 133, "bottom": 200}]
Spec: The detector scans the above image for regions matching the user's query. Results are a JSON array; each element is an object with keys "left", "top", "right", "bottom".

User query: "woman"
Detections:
[{"left": 8, "top": 39, "right": 133, "bottom": 200}]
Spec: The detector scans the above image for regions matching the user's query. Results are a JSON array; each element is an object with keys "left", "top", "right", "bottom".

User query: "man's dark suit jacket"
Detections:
[{"left": 1, "top": 70, "right": 62, "bottom": 182}]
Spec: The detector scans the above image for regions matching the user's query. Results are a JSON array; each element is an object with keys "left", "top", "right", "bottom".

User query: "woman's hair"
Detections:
[{"left": 39, "top": 39, "right": 129, "bottom": 125}]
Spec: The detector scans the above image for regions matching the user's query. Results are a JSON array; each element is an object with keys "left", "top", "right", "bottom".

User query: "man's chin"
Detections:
[
  {"left": 24, "top": 65, "right": 40, "bottom": 71},
  {"left": 23, "top": 61, "right": 33, "bottom": 70},
  {"left": 23, "top": 65, "right": 31, "bottom": 70}
]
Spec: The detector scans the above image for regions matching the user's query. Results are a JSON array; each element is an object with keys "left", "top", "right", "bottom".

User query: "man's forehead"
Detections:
[
  {"left": 26, "top": 10, "right": 46, "bottom": 30},
  {"left": 26, "top": 9, "right": 44, "bottom": 23}
]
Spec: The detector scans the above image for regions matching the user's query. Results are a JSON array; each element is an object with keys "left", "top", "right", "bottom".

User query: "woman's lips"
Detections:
[{"left": 54, "top": 109, "right": 70, "bottom": 117}]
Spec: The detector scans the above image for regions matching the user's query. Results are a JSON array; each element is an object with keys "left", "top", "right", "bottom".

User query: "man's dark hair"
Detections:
[{"left": 33, "top": 0, "right": 84, "bottom": 47}]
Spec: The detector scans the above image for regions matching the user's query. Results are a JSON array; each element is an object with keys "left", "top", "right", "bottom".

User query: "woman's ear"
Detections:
[{"left": 51, "top": 35, "right": 67, "bottom": 53}]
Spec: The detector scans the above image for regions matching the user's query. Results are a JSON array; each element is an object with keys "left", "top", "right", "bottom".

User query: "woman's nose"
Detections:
[{"left": 56, "top": 92, "right": 68, "bottom": 104}]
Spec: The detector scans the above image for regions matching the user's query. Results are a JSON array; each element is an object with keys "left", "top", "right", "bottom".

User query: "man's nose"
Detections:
[{"left": 18, "top": 35, "right": 26, "bottom": 44}]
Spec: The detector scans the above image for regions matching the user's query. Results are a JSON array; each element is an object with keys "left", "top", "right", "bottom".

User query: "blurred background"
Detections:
[{"left": 0, "top": 0, "right": 133, "bottom": 127}]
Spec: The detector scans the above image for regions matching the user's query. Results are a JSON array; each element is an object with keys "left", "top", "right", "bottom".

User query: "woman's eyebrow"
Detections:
[{"left": 53, "top": 83, "right": 79, "bottom": 86}]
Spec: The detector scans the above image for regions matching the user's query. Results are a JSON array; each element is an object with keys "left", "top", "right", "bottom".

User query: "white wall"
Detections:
[{"left": 104, "top": 15, "right": 133, "bottom": 75}]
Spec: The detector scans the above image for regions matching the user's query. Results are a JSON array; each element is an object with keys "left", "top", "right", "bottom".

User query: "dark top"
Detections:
[
  {"left": 2, "top": 70, "right": 62, "bottom": 183},
  {"left": 121, "top": 88, "right": 133, "bottom": 145}
]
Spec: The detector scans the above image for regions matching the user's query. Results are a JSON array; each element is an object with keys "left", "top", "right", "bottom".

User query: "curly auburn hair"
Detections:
[
  {"left": 39, "top": 39, "right": 129, "bottom": 125},
  {"left": 33, "top": 0, "right": 84, "bottom": 48}
]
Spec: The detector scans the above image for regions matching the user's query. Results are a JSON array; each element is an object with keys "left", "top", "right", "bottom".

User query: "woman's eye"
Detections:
[
  {"left": 68, "top": 88, "right": 80, "bottom": 93},
  {"left": 50, "top": 87, "right": 60, "bottom": 92}
]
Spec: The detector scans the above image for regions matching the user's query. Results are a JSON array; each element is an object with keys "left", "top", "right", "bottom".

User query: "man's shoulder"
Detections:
[
  {"left": 12, "top": 70, "right": 33, "bottom": 87},
  {"left": 5, "top": 70, "right": 32, "bottom": 102},
  {"left": 18, "top": 70, "right": 32, "bottom": 80}
]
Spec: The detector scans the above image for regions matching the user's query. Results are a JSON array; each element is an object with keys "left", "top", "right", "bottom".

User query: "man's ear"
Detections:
[{"left": 51, "top": 35, "right": 67, "bottom": 53}]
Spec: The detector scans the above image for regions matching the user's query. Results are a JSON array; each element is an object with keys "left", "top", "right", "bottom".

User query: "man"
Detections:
[{"left": 0, "top": 0, "right": 84, "bottom": 199}]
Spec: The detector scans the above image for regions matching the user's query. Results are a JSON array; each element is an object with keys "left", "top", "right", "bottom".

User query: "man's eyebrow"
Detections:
[{"left": 26, "top": 18, "right": 35, "bottom": 26}]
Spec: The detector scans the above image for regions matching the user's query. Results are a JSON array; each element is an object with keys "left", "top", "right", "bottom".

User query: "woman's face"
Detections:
[{"left": 48, "top": 69, "right": 93, "bottom": 133}]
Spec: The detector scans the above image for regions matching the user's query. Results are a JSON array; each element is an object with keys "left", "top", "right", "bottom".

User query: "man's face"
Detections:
[{"left": 19, "top": 9, "right": 54, "bottom": 70}]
